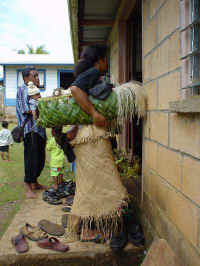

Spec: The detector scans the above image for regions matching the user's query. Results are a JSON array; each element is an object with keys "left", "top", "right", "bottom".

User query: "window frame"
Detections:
[{"left": 180, "top": 0, "right": 200, "bottom": 98}]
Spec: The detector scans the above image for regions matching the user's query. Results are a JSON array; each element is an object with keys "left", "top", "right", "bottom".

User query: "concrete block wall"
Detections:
[{"left": 142, "top": 0, "right": 200, "bottom": 264}]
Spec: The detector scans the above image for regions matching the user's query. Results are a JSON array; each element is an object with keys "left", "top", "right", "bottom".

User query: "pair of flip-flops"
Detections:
[
  {"left": 11, "top": 233, "right": 68, "bottom": 253},
  {"left": 20, "top": 223, "right": 48, "bottom": 241},
  {"left": 11, "top": 223, "right": 48, "bottom": 253},
  {"left": 12, "top": 220, "right": 66, "bottom": 253},
  {"left": 43, "top": 190, "right": 62, "bottom": 205}
]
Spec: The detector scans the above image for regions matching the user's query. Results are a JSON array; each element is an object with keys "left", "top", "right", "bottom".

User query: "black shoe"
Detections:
[
  {"left": 127, "top": 223, "right": 145, "bottom": 247},
  {"left": 110, "top": 231, "right": 128, "bottom": 252}
]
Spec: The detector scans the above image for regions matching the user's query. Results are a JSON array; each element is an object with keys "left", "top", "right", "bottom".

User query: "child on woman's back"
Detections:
[
  {"left": 47, "top": 127, "right": 66, "bottom": 189},
  {"left": 0, "top": 121, "right": 13, "bottom": 161}
]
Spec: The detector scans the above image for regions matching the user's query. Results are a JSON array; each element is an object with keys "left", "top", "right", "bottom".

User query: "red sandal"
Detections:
[
  {"left": 11, "top": 233, "right": 29, "bottom": 253},
  {"left": 37, "top": 237, "right": 69, "bottom": 252}
]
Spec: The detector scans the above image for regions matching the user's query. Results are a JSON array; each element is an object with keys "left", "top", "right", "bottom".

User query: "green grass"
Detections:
[{"left": 0, "top": 123, "right": 73, "bottom": 238}]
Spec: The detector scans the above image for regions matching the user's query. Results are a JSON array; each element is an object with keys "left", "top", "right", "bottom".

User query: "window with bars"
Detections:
[{"left": 180, "top": 0, "right": 200, "bottom": 97}]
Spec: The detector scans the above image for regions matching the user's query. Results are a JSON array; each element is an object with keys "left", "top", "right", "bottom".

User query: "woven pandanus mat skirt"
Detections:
[{"left": 66, "top": 125, "right": 128, "bottom": 241}]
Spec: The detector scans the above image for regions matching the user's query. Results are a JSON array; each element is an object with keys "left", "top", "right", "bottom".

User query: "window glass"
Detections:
[{"left": 180, "top": 0, "right": 200, "bottom": 97}]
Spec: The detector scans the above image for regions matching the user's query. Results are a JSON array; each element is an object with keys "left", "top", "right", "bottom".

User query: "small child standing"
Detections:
[
  {"left": 47, "top": 127, "right": 66, "bottom": 189},
  {"left": 27, "top": 81, "right": 41, "bottom": 120},
  {"left": 0, "top": 121, "right": 13, "bottom": 161}
]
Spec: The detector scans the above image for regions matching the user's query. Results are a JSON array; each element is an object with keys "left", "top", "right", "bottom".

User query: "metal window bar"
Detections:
[{"left": 181, "top": 0, "right": 200, "bottom": 95}]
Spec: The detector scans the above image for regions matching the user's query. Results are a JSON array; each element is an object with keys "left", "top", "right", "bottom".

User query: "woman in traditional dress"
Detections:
[{"left": 67, "top": 45, "right": 128, "bottom": 242}]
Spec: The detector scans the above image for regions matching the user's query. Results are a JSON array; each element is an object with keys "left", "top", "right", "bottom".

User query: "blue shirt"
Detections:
[{"left": 16, "top": 84, "right": 46, "bottom": 139}]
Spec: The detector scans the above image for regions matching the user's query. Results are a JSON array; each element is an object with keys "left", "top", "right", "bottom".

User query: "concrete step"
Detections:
[{"left": 0, "top": 191, "right": 144, "bottom": 266}]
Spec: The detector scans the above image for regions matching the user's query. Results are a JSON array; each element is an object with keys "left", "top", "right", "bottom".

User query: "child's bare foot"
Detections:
[{"left": 52, "top": 184, "right": 58, "bottom": 189}]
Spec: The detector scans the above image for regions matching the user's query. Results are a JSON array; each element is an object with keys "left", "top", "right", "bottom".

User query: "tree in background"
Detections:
[{"left": 17, "top": 44, "right": 49, "bottom": 54}]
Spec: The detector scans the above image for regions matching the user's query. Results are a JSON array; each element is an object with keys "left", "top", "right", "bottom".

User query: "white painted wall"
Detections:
[
  {"left": 5, "top": 65, "right": 73, "bottom": 103},
  {"left": 42, "top": 68, "right": 58, "bottom": 97},
  {"left": 5, "top": 67, "right": 16, "bottom": 99}
]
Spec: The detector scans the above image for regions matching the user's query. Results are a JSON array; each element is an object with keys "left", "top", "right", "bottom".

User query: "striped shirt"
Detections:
[{"left": 16, "top": 84, "right": 46, "bottom": 139}]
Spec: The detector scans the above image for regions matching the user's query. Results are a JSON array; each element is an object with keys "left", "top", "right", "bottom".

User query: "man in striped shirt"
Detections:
[{"left": 16, "top": 67, "right": 46, "bottom": 198}]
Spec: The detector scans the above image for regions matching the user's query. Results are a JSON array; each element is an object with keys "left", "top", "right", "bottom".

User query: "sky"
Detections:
[{"left": 0, "top": 0, "right": 74, "bottom": 69}]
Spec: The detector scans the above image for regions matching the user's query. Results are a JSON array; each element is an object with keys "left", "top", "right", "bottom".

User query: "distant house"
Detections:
[{"left": 0, "top": 55, "right": 74, "bottom": 118}]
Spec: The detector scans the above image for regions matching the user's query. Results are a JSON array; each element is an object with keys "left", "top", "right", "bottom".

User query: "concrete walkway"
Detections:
[{"left": 0, "top": 191, "right": 143, "bottom": 266}]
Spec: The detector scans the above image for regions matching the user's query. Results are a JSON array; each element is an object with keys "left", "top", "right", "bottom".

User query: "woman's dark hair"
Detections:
[
  {"left": 2, "top": 121, "right": 8, "bottom": 128},
  {"left": 74, "top": 45, "right": 107, "bottom": 77}
]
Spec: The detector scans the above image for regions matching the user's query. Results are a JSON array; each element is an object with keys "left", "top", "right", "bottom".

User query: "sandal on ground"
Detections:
[
  {"left": 62, "top": 206, "right": 71, "bottom": 213},
  {"left": 38, "top": 219, "right": 65, "bottom": 236},
  {"left": 61, "top": 214, "right": 68, "bottom": 228},
  {"left": 46, "top": 197, "right": 62, "bottom": 205},
  {"left": 20, "top": 223, "right": 48, "bottom": 241},
  {"left": 11, "top": 233, "right": 29, "bottom": 253},
  {"left": 37, "top": 237, "right": 69, "bottom": 252},
  {"left": 63, "top": 195, "right": 74, "bottom": 206}
]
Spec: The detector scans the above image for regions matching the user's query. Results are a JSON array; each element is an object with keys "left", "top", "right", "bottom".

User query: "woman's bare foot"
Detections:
[
  {"left": 26, "top": 190, "right": 37, "bottom": 198},
  {"left": 32, "top": 182, "right": 47, "bottom": 190},
  {"left": 25, "top": 183, "right": 37, "bottom": 198}
]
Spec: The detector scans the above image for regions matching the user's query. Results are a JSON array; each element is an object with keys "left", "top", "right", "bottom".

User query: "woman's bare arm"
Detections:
[{"left": 70, "top": 86, "right": 107, "bottom": 127}]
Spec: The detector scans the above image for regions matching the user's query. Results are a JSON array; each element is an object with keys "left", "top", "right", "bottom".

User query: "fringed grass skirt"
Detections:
[{"left": 67, "top": 125, "right": 128, "bottom": 240}]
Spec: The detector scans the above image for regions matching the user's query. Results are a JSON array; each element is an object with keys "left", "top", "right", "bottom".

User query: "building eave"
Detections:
[
  {"left": 0, "top": 63, "right": 74, "bottom": 66},
  {"left": 68, "top": 0, "right": 79, "bottom": 63}
]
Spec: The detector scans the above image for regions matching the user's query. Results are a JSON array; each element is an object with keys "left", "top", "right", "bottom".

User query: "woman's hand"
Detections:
[{"left": 92, "top": 111, "right": 108, "bottom": 128}]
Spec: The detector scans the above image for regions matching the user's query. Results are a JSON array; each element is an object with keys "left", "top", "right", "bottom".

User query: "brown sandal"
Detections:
[
  {"left": 38, "top": 219, "right": 65, "bottom": 236},
  {"left": 37, "top": 237, "right": 69, "bottom": 252},
  {"left": 20, "top": 223, "right": 48, "bottom": 241},
  {"left": 11, "top": 233, "right": 29, "bottom": 253}
]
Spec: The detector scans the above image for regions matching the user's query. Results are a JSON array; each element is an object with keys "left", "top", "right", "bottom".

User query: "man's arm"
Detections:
[{"left": 70, "top": 86, "right": 107, "bottom": 127}]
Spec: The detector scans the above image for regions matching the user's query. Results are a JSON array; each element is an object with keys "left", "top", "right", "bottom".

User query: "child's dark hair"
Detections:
[
  {"left": 74, "top": 45, "right": 107, "bottom": 77},
  {"left": 2, "top": 121, "right": 8, "bottom": 128}
]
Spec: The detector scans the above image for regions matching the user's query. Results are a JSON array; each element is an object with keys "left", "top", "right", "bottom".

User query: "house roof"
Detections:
[
  {"left": 68, "top": 0, "right": 121, "bottom": 62},
  {"left": 0, "top": 54, "right": 74, "bottom": 66}
]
